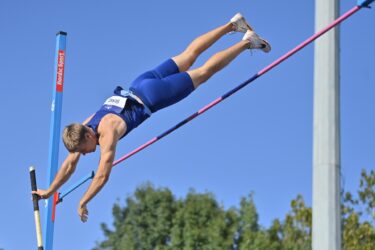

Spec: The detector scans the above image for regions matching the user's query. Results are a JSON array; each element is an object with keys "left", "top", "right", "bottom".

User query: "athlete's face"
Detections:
[{"left": 77, "top": 132, "right": 97, "bottom": 155}]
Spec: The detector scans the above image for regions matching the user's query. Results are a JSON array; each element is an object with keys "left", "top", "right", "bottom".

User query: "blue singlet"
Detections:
[
  {"left": 86, "top": 58, "right": 195, "bottom": 141},
  {"left": 86, "top": 87, "right": 151, "bottom": 140}
]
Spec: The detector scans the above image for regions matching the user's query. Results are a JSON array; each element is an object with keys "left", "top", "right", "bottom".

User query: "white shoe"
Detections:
[
  {"left": 230, "top": 13, "right": 253, "bottom": 33},
  {"left": 242, "top": 30, "right": 271, "bottom": 53}
]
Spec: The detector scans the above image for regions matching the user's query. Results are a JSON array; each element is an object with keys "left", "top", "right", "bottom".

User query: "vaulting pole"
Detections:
[
  {"left": 30, "top": 167, "right": 44, "bottom": 250},
  {"left": 44, "top": 31, "right": 67, "bottom": 250}
]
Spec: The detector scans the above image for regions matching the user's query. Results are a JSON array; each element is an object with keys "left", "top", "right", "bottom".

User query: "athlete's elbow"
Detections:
[
  {"left": 96, "top": 173, "right": 110, "bottom": 185},
  {"left": 67, "top": 163, "right": 77, "bottom": 174}
]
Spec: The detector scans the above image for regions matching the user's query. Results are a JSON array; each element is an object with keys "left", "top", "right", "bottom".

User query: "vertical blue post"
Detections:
[{"left": 44, "top": 31, "right": 67, "bottom": 250}]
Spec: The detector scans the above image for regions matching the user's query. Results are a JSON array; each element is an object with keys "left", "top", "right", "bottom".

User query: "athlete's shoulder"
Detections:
[{"left": 98, "top": 114, "right": 126, "bottom": 137}]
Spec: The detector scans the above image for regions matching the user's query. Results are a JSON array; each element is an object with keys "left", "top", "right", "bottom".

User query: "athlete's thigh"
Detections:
[{"left": 132, "top": 72, "right": 195, "bottom": 112}]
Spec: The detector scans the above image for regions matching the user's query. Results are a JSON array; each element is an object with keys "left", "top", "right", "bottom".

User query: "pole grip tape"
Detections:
[
  {"left": 29, "top": 167, "right": 40, "bottom": 211},
  {"left": 29, "top": 166, "right": 44, "bottom": 250}
]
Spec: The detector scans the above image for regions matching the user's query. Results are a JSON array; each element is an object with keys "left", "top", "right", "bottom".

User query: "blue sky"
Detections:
[{"left": 1, "top": 1, "right": 374, "bottom": 249}]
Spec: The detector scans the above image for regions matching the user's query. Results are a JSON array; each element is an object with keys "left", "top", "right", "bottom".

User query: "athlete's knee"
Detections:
[
  {"left": 182, "top": 49, "right": 198, "bottom": 69},
  {"left": 200, "top": 65, "right": 215, "bottom": 81},
  {"left": 188, "top": 67, "right": 212, "bottom": 87},
  {"left": 173, "top": 51, "right": 196, "bottom": 72}
]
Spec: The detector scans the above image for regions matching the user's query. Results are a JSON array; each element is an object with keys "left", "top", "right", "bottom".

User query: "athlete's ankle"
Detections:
[
  {"left": 230, "top": 22, "right": 236, "bottom": 32},
  {"left": 242, "top": 40, "right": 251, "bottom": 49},
  {"left": 225, "top": 22, "right": 236, "bottom": 33}
]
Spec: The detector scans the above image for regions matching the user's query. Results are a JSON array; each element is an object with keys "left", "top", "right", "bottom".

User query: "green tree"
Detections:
[
  {"left": 170, "top": 190, "right": 236, "bottom": 249},
  {"left": 94, "top": 183, "right": 176, "bottom": 250},
  {"left": 236, "top": 193, "right": 277, "bottom": 250},
  {"left": 94, "top": 169, "right": 375, "bottom": 250},
  {"left": 342, "top": 170, "right": 375, "bottom": 250},
  {"left": 280, "top": 195, "right": 312, "bottom": 250}
]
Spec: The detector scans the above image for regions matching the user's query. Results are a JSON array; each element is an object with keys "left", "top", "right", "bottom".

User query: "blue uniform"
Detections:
[{"left": 86, "top": 59, "right": 194, "bottom": 139}]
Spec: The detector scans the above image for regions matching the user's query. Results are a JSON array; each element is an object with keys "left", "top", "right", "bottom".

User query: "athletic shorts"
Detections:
[{"left": 129, "top": 59, "right": 195, "bottom": 113}]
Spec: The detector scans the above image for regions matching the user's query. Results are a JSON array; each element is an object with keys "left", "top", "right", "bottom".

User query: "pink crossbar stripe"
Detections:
[
  {"left": 112, "top": 138, "right": 158, "bottom": 166},
  {"left": 198, "top": 98, "right": 223, "bottom": 114}
]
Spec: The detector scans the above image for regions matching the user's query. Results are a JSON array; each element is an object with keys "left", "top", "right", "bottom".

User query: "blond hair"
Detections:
[{"left": 62, "top": 123, "right": 88, "bottom": 152}]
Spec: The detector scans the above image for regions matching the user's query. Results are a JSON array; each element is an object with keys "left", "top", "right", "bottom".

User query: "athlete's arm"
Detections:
[
  {"left": 44, "top": 114, "right": 93, "bottom": 195},
  {"left": 33, "top": 115, "right": 94, "bottom": 200},
  {"left": 82, "top": 114, "right": 95, "bottom": 125},
  {"left": 78, "top": 128, "right": 118, "bottom": 222},
  {"left": 33, "top": 152, "right": 81, "bottom": 199}
]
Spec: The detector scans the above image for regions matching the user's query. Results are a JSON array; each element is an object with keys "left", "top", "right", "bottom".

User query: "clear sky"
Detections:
[{"left": 1, "top": 1, "right": 374, "bottom": 249}]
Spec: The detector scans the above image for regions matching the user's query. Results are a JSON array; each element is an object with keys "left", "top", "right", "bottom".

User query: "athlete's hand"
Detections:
[
  {"left": 31, "top": 189, "right": 52, "bottom": 200},
  {"left": 78, "top": 203, "right": 89, "bottom": 223}
]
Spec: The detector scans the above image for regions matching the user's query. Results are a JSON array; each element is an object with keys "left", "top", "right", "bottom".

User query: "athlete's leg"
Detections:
[
  {"left": 187, "top": 40, "right": 250, "bottom": 89},
  {"left": 172, "top": 22, "right": 235, "bottom": 72},
  {"left": 187, "top": 29, "right": 271, "bottom": 89},
  {"left": 130, "top": 15, "right": 270, "bottom": 112}
]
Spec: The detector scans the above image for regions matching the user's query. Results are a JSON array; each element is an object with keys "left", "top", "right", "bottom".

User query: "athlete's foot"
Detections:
[
  {"left": 242, "top": 30, "right": 271, "bottom": 53},
  {"left": 230, "top": 13, "right": 254, "bottom": 33}
]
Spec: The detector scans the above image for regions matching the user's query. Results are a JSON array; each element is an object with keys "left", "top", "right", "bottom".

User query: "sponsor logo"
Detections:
[{"left": 56, "top": 50, "right": 65, "bottom": 92}]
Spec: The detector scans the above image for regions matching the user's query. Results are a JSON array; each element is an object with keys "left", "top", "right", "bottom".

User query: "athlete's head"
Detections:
[{"left": 62, "top": 123, "right": 97, "bottom": 155}]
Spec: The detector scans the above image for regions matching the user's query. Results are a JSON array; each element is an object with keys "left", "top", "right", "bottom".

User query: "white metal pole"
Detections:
[{"left": 313, "top": 0, "right": 341, "bottom": 249}]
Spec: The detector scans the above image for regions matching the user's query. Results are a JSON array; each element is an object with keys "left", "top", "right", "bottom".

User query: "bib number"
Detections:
[{"left": 101, "top": 95, "right": 127, "bottom": 113}]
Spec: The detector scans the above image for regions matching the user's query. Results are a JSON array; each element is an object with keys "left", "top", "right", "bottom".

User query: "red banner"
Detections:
[{"left": 56, "top": 50, "right": 65, "bottom": 92}]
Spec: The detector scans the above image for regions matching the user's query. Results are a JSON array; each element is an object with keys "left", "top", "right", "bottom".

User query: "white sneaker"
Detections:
[
  {"left": 230, "top": 13, "right": 253, "bottom": 33},
  {"left": 242, "top": 30, "right": 271, "bottom": 53}
]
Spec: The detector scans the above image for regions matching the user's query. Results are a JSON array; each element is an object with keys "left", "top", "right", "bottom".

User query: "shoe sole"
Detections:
[{"left": 243, "top": 31, "right": 271, "bottom": 53}]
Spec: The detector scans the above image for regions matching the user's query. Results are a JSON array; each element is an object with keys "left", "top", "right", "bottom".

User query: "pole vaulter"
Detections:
[
  {"left": 111, "top": 1, "right": 373, "bottom": 167},
  {"left": 55, "top": 1, "right": 374, "bottom": 201}
]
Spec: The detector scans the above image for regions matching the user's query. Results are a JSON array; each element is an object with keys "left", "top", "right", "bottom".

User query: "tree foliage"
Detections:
[
  {"left": 94, "top": 170, "right": 375, "bottom": 250},
  {"left": 342, "top": 170, "right": 375, "bottom": 250}
]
